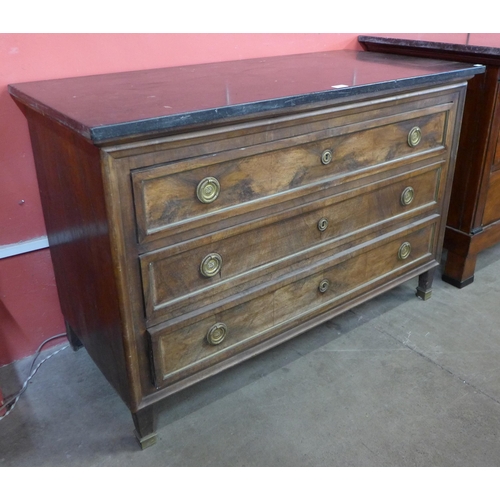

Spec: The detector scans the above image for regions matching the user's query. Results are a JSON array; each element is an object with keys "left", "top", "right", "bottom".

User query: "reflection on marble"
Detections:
[{"left": 8, "top": 49, "right": 484, "bottom": 143}]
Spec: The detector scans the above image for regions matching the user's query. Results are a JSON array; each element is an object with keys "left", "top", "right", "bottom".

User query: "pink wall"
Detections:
[{"left": 0, "top": 33, "right": 363, "bottom": 365}]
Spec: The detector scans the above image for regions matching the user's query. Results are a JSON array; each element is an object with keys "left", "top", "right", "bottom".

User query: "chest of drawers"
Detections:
[
  {"left": 359, "top": 35, "right": 500, "bottom": 288},
  {"left": 8, "top": 50, "right": 482, "bottom": 448}
]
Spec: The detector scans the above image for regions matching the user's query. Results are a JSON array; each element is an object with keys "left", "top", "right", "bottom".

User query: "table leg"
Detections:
[
  {"left": 416, "top": 268, "right": 435, "bottom": 300},
  {"left": 132, "top": 406, "right": 158, "bottom": 449}
]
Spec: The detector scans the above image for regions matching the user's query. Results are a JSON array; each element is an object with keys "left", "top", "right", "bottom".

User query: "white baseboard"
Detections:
[{"left": 0, "top": 236, "right": 49, "bottom": 260}]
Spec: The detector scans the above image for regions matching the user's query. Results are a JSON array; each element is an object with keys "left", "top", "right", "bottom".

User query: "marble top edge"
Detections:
[
  {"left": 8, "top": 50, "right": 484, "bottom": 144},
  {"left": 359, "top": 36, "right": 500, "bottom": 56}
]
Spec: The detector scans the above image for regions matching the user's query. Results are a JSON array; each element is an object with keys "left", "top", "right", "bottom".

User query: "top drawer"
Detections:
[{"left": 132, "top": 103, "right": 451, "bottom": 244}]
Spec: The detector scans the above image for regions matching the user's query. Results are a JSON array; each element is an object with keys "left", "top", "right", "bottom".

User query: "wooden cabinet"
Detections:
[
  {"left": 359, "top": 35, "right": 500, "bottom": 288},
  {"left": 8, "top": 50, "right": 482, "bottom": 448}
]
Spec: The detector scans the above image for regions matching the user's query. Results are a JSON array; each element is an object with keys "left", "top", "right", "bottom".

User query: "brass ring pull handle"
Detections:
[
  {"left": 398, "top": 242, "right": 412, "bottom": 260},
  {"left": 321, "top": 149, "right": 333, "bottom": 165},
  {"left": 400, "top": 186, "right": 415, "bottom": 206},
  {"left": 196, "top": 177, "right": 220, "bottom": 204},
  {"left": 206, "top": 322, "right": 228, "bottom": 346},
  {"left": 318, "top": 278, "right": 330, "bottom": 293},
  {"left": 200, "top": 253, "right": 223, "bottom": 277},
  {"left": 317, "top": 217, "right": 329, "bottom": 232},
  {"left": 407, "top": 127, "right": 422, "bottom": 147}
]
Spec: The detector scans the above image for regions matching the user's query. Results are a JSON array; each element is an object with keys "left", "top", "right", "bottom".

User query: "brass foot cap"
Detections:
[
  {"left": 416, "top": 288, "right": 432, "bottom": 301},
  {"left": 134, "top": 430, "right": 157, "bottom": 450}
]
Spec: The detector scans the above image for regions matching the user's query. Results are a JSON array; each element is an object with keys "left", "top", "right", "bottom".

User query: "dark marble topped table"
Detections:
[
  {"left": 8, "top": 47, "right": 484, "bottom": 447},
  {"left": 8, "top": 50, "right": 483, "bottom": 144}
]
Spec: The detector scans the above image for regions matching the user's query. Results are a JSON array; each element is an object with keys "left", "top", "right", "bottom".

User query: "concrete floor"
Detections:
[{"left": 1, "top": 246, "right": 500, "bottom": 467}]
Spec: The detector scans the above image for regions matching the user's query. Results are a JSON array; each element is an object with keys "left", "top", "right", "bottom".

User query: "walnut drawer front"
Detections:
[
  {"left": 148, "top": 220, "right": 436, "bottom": 386},
  {"left": 132, "top": 108, "right": 447, "bottom": 243},
  {"left": 140, "top": 163, "right": 443, "bottom": 325}
]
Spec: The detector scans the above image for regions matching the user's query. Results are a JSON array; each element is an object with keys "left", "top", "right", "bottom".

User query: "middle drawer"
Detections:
[{"left": 140, "top": 162, "right": 442, "bottom": 325}]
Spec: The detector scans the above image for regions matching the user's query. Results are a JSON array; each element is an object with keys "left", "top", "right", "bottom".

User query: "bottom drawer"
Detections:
[{"left": 149, "top": 220, "right": 436, "bottom": 386}]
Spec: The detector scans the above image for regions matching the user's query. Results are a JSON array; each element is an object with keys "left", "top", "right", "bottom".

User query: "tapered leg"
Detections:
[
  {"left": 416, "top": 268, "right": 435, "bottom": 300},
  {"left": 442, "top": 249, "right": 477, "bottom": 288},
  {"left": 65, "top": 320, "right": 83, "bottom": 351},
  {"left": 132, "top": 406, "right": 158, "bottom": 449}
]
